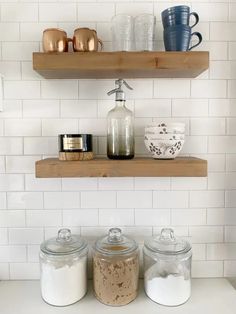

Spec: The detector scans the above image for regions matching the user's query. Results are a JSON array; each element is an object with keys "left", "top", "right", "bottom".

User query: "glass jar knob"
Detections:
[
  {"left": 160, "top": 228, "right": 175, "bottom": 242},
  {"left": 57, "top": 228, "right": 72, "bottom": 242},
  {"left": 108, "top": 227, "right": 122, "bottom": 243}
]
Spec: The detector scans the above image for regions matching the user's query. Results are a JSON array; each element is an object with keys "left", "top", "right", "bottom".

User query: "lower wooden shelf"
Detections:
[{"left": 35, "top": 157, "right": 207, "bottom": 178}]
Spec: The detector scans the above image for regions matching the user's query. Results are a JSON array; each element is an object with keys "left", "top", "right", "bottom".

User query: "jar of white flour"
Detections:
[
  {"left": 39, "top": 228, "right": 88, "bottom": 306},
  {"left": 143, "top": 228, "right": 192, "bottom": 306}
]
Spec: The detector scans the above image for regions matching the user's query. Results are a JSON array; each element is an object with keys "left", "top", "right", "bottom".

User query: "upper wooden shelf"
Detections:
[
  {"left": 33, "top": 51, "right": 209, "bottom": 79},
  {"left": 35, "top": 157, "right": 207, "bottom": 178}
]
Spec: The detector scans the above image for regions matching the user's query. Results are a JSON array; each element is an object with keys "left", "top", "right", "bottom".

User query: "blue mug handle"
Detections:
[
  {"left": 189, "top": 32, "right": 202, "bottom": 50},
  {"left": 190, "top": 12, "right": 199, "bottom": 28}
]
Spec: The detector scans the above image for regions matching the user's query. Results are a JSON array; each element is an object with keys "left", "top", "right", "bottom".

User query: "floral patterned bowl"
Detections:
[
  {"left": 144, "top": 138, "right": 184, "bottom": 159},
  {"left": 145, "top": 134, "right": 185, "bottom": 141}
]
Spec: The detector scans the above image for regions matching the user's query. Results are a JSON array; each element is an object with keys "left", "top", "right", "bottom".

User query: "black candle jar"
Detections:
[{"left": 59, "top": 134, "right": 93, "bottom": 152}]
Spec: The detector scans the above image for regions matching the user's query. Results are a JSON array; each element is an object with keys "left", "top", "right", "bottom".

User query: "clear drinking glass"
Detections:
[
  {"left": 134, "top": 14, "right": 156, "bottom": 51},
  {"left": 111, "top": 14, "right": 134, "bottom": 51}
]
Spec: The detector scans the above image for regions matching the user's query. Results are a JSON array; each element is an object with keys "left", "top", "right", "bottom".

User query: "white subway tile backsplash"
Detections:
[
  {"left": 62, "top": 209, "right": 98, "bottom": 226},
  {"left": 209, "top": 136, "right": 236, "bottom": 153},
  {"left": 0, "top": 23, "right": 19, "bottom": 41},
  {"left": 23, "top": 100, "right": 60, "bottom": 118},
  {"left": 172, "top": 99, "right": 208, "bottom": 117},
  {"left": 0, "top": 246, "right": 26, "bottom": 263},
  {"left": 27, "top": 245, "right": 40, "bottom": 263},
  {"left": 0, "top": 193, "right": 7, "bottom": 209},
  {"left": 135, "top": 99, "right": 171, "bottom": 118},
  {"left": 0, "top": 228, "right": 8, "bottom": 245},
  {"left": 189, "top": 226, "right": 224, "bottom": 243},
  {"left": 2, "top": 42, "right": 39, "bottom": 61},
  {"left": 0, "top": 62, "right": 21, "bottom": 80},
  {"left": 209, "top": 99, "right": 236, "bottom": 117},
  {"left": 191, "top": 80, "right": 227, "bottom": 98},
  {"left": 9, "top": 228, "right": 44, "bottom": 245},
  {"left": 153, "top": 191, "right": 189, "bottom": 208},
  {"left": 171, "top": 209, "right": 206, "bottom": 226},
  {"left": 207, "top": 243, "right": 236, "bottom": 260},
  {"left": 225, "top": 226, "right": 236, "bottom": 242},
  {"left": 0, "top": 210, "right": 25, "bottom": 227},
  {"left": 44, "top": 192, "right": 80, "bottom": 209},
  {"left": 207, "top": 208, "right": 225, "bottom": 225},
  {"left": 62, "top": 178, "right": 97, "bottom": 191},
  {"left": 0, "top": 174, "right": 24, "bottom": 191},
  {"left": 135, "top": 209, "right": 170, "bottom": 226},
  {"left": 61, "top": 100, "right": 97, "bottom": 118},
  {"left": 10, "top": 263, "right": 39, "bottom": 280},
  {"left": 154, "top": 80, "right": 190, "bottom": 98},
  {"left": 117, "top": 191, "right": 152, "bottom": 208},
  {"left": 190, "top": 191, "right": 224, "bottom": 208},
  {"left": 228, "top": 80, "right": 236, "bottom": 98},
  {"left": 24, "top": 137, "right": 57, "bottom": 155},
  {"left": 224, "top": 208, "right": 236, "bottom": 225},
  {"left": 79, "top": 119, "right": 106, "bottom": 136},
  {"left": 224, "top": 261, "right": 236, "bottom": 277},
  {"left": 116, "top": 2, "right": 153, "bottom": 15},
  {"left": 192, "top": 261, "right": 223, "bottom": 278},
  {"left": 41, "top": 80, "right": 78, "bottom": 99},
  {"left": 5, "top": 119, "right": 41, "bottom": 136},
  {"left": 77, "top": 3, "right": 115, "bottom": 22},
  {"left": 98, "top": 178, "right": 134, "bottom": 190},
  {"left": 26, "top": 210, "right": 62, "bottom": 227},
  {"left": 4, "top": 81, "right": 40, "bottom": 100},
  {"left": 229, "top": 42, "right": 236, "bottom": 60},
  {"left": 192, "top": 244, "right": 206, "bottom": 261},
  {"left": 192, "top": 3, "right": 228, "bottom": 22},
  {"left": 190, "top": 118, "right": 225, "bottom": 135},
  {"left": 42, "top": 119, "right": 78, "bottom": 136},
  {"left": 6, "top": 156, "right": 39, "bottom": 174},
  {"left": 210, "top": 22, "right": 236, "bottom": 41},
  {"left": 20, "top": 23, "right": 55, "bottom": 41},
  {"left": 7, "top": 192, "right": 43, "bottom": 210},
  {"left": 39, "top": 3, "right": 76, "bottom": 22},
  {"left": 226, "top": 155, "right": 236, "bottom": 171},
  {"left": 134, "top": 178, "right": 170, "bottom": 191},
  {"left": 0, "top": 263, "right": 9, "bottom": 280},
  {"left": 81, "top": 191, "right": 116, "bottom": 208},
  {"left": 99, "top": 208, "right": 134, "bottom": 226},
  {"left": 25, "top": 174, "right": 61, "bottom": 191},
  {"left": 171, "top": 177, "right": 207, "bottom": 190},
  {"left": 1, "top": 4, "right": 38, "bottom": 22}
]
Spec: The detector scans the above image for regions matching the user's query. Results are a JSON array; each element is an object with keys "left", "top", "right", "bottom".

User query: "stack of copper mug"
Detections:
[{"left": 43, "top": 28, "right": 103, "bottom": 53}]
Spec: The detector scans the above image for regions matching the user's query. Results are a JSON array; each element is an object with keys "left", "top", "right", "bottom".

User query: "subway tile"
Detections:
[
  {"left": 44, "top": 192, "right": 80, "bottom": 209},
  {"left": 154, "top": 80, "right": 190, "bottom": 98},
  {"left": 4, "top": 81, "right": 40, "bottom": 99},
  {"left": 208, "top": 136, "right": 236, "bottom": 153},
  {"left": 227, "top": 118, "right": 236, "bottom": 135},
  {"left": 81, "top": 191, "right": 116, "bottom": 208},
  {"left": 27, "top": 245, "right": 40, "bottom": 263},
  {"left": 172, "top": 99, "right": 208, "bottom": 117},
  {"left": 0, "top": 228, "right": 8, "bottom": 245},
  {"left": 228, "top": 80, "right": 236, "bottom": 98},
  {"left": 0, "top": 210, "right": 25, "bottom": 228},
  {"left": 225, "top": 227, "right": 236, "bottom": 242},
  {"left": 192, "top": 3, "right": 228, "bottom": 22},
  {"left": 153, "top": 226, "right": 189, "bottom": 237},
  {"left": 208, "top": 173, "right": 226, "bottom": 190},
  {"left": 199, "top": 42, "right": 228, "bottom": 61},
  {"left": 189, "top": 226, "right": 224, "bottom": 243},
  {"left": 61, "top": 100, "right": 97, "bottom": 118},
  {"left": 98, "top": 100, "right": 134, "bottom": 118},
  {"left": 192, "top": 244, "right": 206, "bottom": 261},
  {"left": 117, "top": 2, "right": 153, "bottom": 15},
  {"left": 135, "top": 118, "right": 153, "bottom": 136},
  {"left": 77, "top": 3, "right": 115, "bottom": 22},
  {"left": 191, "top": 118, "right": 225, "bottom": 136},
  {"left": 171, "top": 177, "right": 207, "bottom": 190},
  {"left": 26, "top": 210, "right": 62, "bottom": 227},
  {"left": 23, "top": 100, "right": 60, "bottom": 118},
  {"left": 20, "top": 22, "right": 55, "bottom": 41},
  {"left": 0, "top": 23, "right": 19, "bottom": 41},
  {"left": 0, "top": 100, "right": 22, "bottom": 119},
  {"left": 4, "top": 119, "right": 41, "bottom": 136},
  {"left": 224, "top": 208, "right": 236, "bottom": 225},
  {"left": 41, "top": 80, "right": 78, "bottom": 99},
  {"left": 117, "top": 191, "right": 152, "bottom": 208},
  {"left": 21, "top": 62, "right": 42, "bottom": 80},
  {"left": 135, "top": 209, "right": 170, "bottom": 226},
  {"left": 25, "top": 174, "right": 61, "bottom": 191},
  {"left": 135, "top": 99, "right": 171, "bottom": 118},
  {"left": 192, "top": 261, "right": 223, "bottom": 278},
  {"left": 226, "top": 155, "right": 236, "bottom": 171},
  {"left": 9, "top": 228, "right": 44, "bottom": 245},
  {"left": 209, "top": 99, "right": 236, "bottom": 117},
  {"left": 6, "top": 156, "right": 39, "bottom": 173},
  {"left": 210, "top": 61, "right": 235, "bottom": 79},
  {"left": 229, "top": 42, "right": 236, "bottom": 60},
  {"left": 191, "top": 80, "right": 227, "bottom": 98},
  {"left": 98, "top": 178, "right": 134, "bottom": 190},
  {"left": 79, "top": 80, "right": 114, "bottom": 100},
  {"left": 171, "top": 209, "right": 206, "bottom": 226},
  {"left": 207, "top": 244, "right": 236, "bottom": 260},
  {"left": 62, "top": 209, "right": 98, "bottom": 226},
  {"left": 0, "top": 157, "right": 5, "bottom": 173},
  {"left": 0, "top": 246, "right": 26, "bottom": 262},
  {"left": 210, "top": 22, "right": 236, "bottom": 41},
  {"left": 206, "top": 154, "right": 225, "bottom": 172},
  {"left": 10, "top": 263, "right": 39, "bottom": 280},
  {"left": 79, "top": 119, "right": 106, "bottom": 136},
  {"left": 99, "top": 208, "right": 134, "bottom": 226},
  {"left": 2, "top": 42, "right": 39, "bottom": 61},
  {"left": 229, "top": 4, "right": 236, "bottom": 21},
  {"left": 1, "top": 4, "right": 38, "bottom": 22},
  {"left": 7, "top": 192, "right": 43, "bottom": 210},
  {"left": 153, "top": 191, "right": 189, "bottom": 208},
  {"left": 39, "top": 3, "right": 76, "bottom": 22},
  {"left": 24, "top": 137, "right": 57, "bottom": 155},
  {"left": 224, "top": 261, "right": 236, "bottom": 277},
  {"left": 0, "top": 263, "right": 9, "bottom": 280},
  {"left": 134, "top": 178, "right": 170, "bottom": 191},
  {"left": 207, "top": 208, "right": 225, "bottom": 225},
  {"left": 0, "top": 174, "right": 24, "bottom": 191},
  {"left": 62, "top": 178, "right": 97, "bottom": 191},
  {"left": 42, "top": 119, "right": 78, "bottom": 136},
  {"left": 0, "top": 193, "right": 7, "bottom": 209},
  {"left": 0, "top": 62, "right": 21, "bottom": 80},
  {"left": 190, "top": 191, "right": 224, "bottom": 208}
]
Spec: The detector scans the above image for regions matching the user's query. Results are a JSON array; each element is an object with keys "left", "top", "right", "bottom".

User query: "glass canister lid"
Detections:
[
  {"left": 94, "top": 227, "right": 138, "bottom": 256},
  {"left": 40, "top": 228, "right": 88, "bottom": 256},
  {"left": 144, "top": 228, "right": 191, "bottom": 255}
]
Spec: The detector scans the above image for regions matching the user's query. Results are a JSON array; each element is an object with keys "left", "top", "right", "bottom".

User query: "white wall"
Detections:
[{"left": 0, "top": 0, "right": 235, "bottom": 280}]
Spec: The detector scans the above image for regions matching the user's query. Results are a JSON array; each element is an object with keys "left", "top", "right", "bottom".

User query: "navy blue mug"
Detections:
[
  {"left": 164, "top": 25, "right": 202, "bottom": 51},
  {"left": 162, "top": 5, "right": 199, "bottom": 29}
]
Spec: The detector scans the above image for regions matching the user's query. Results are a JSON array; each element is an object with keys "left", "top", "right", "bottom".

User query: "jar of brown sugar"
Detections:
[{"left": 93, "top": 228, "right": 139, "bottom": 306}]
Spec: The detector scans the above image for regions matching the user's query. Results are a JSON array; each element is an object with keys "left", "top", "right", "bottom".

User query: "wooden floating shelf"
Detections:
[
  {"left": 35, "top": 157, "right": 207, "bottom": 178},
  {"left": 33, "top": 51, "right": 209, "bottom": 79}
]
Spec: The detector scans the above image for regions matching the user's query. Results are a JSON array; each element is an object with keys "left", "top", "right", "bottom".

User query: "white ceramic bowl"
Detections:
[
  {"left": 146, "top": 122, "right": 185, "bottom": 128},
  {"left": 145, "top": 126, "right": 185, "bottom": 135},
  {"left": 145, "top": 134, "right": 185, "bottom": 141},
  {"left": 144, "top": 138, "right": 184, "bottom": 159}
]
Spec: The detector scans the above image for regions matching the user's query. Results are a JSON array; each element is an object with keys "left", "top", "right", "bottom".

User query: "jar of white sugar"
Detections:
[
  {"left": 39, "top": 228, "right": 88, "bottom": 306},
  {"left": 143, "top": 228, "right": 192, "bottom": 306}
]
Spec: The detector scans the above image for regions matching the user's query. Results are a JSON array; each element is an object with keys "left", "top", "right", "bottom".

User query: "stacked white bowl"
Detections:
[{"left": 144, "top": 122, "right": 185, "bottom": 159}]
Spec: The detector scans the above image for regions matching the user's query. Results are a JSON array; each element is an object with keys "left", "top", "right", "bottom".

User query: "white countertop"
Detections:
[{"left": 0, "top": 279, "right": 235, "bottom": 314}]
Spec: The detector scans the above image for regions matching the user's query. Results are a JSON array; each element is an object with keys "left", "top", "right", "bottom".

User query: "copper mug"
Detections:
[
  {"left": 43, "top": 28, "right": 72, "bottom": 53},
  {"left": 73, "top": 28, "right": 103, "bottom": 52}
]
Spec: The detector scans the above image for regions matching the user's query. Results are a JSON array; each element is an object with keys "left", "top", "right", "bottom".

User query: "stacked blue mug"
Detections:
[{"left": 161, "top": 5, "right": 202, "bottom": 51}]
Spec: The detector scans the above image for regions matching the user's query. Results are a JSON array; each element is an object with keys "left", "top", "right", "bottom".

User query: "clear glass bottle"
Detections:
[
  {"left": 107, "top": 79, "right": 134, "bottom": 159},
  {"left": 39, "top": 228, "right": 88, "bottom": 306},
  {"left": 143, "top": 228, "right": 192, "bottom": 306},
  {"left": 93, "top": 227, "right": 139, "bottom": 306}
]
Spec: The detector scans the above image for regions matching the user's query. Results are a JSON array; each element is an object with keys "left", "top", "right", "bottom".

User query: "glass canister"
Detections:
[
  {"left": 143, "top": 228, "right": 192, "bottom": 306},
  {"left": 93, "top": 227, "right": 139, "bottom": 306},
  {"left": 39, "top": 228, "right": 88, "bottom": 306}
]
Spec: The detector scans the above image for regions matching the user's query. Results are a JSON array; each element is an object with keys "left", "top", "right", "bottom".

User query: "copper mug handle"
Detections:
[{"left": 98, "top": 38, "right": 103, "bottom": 51}]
